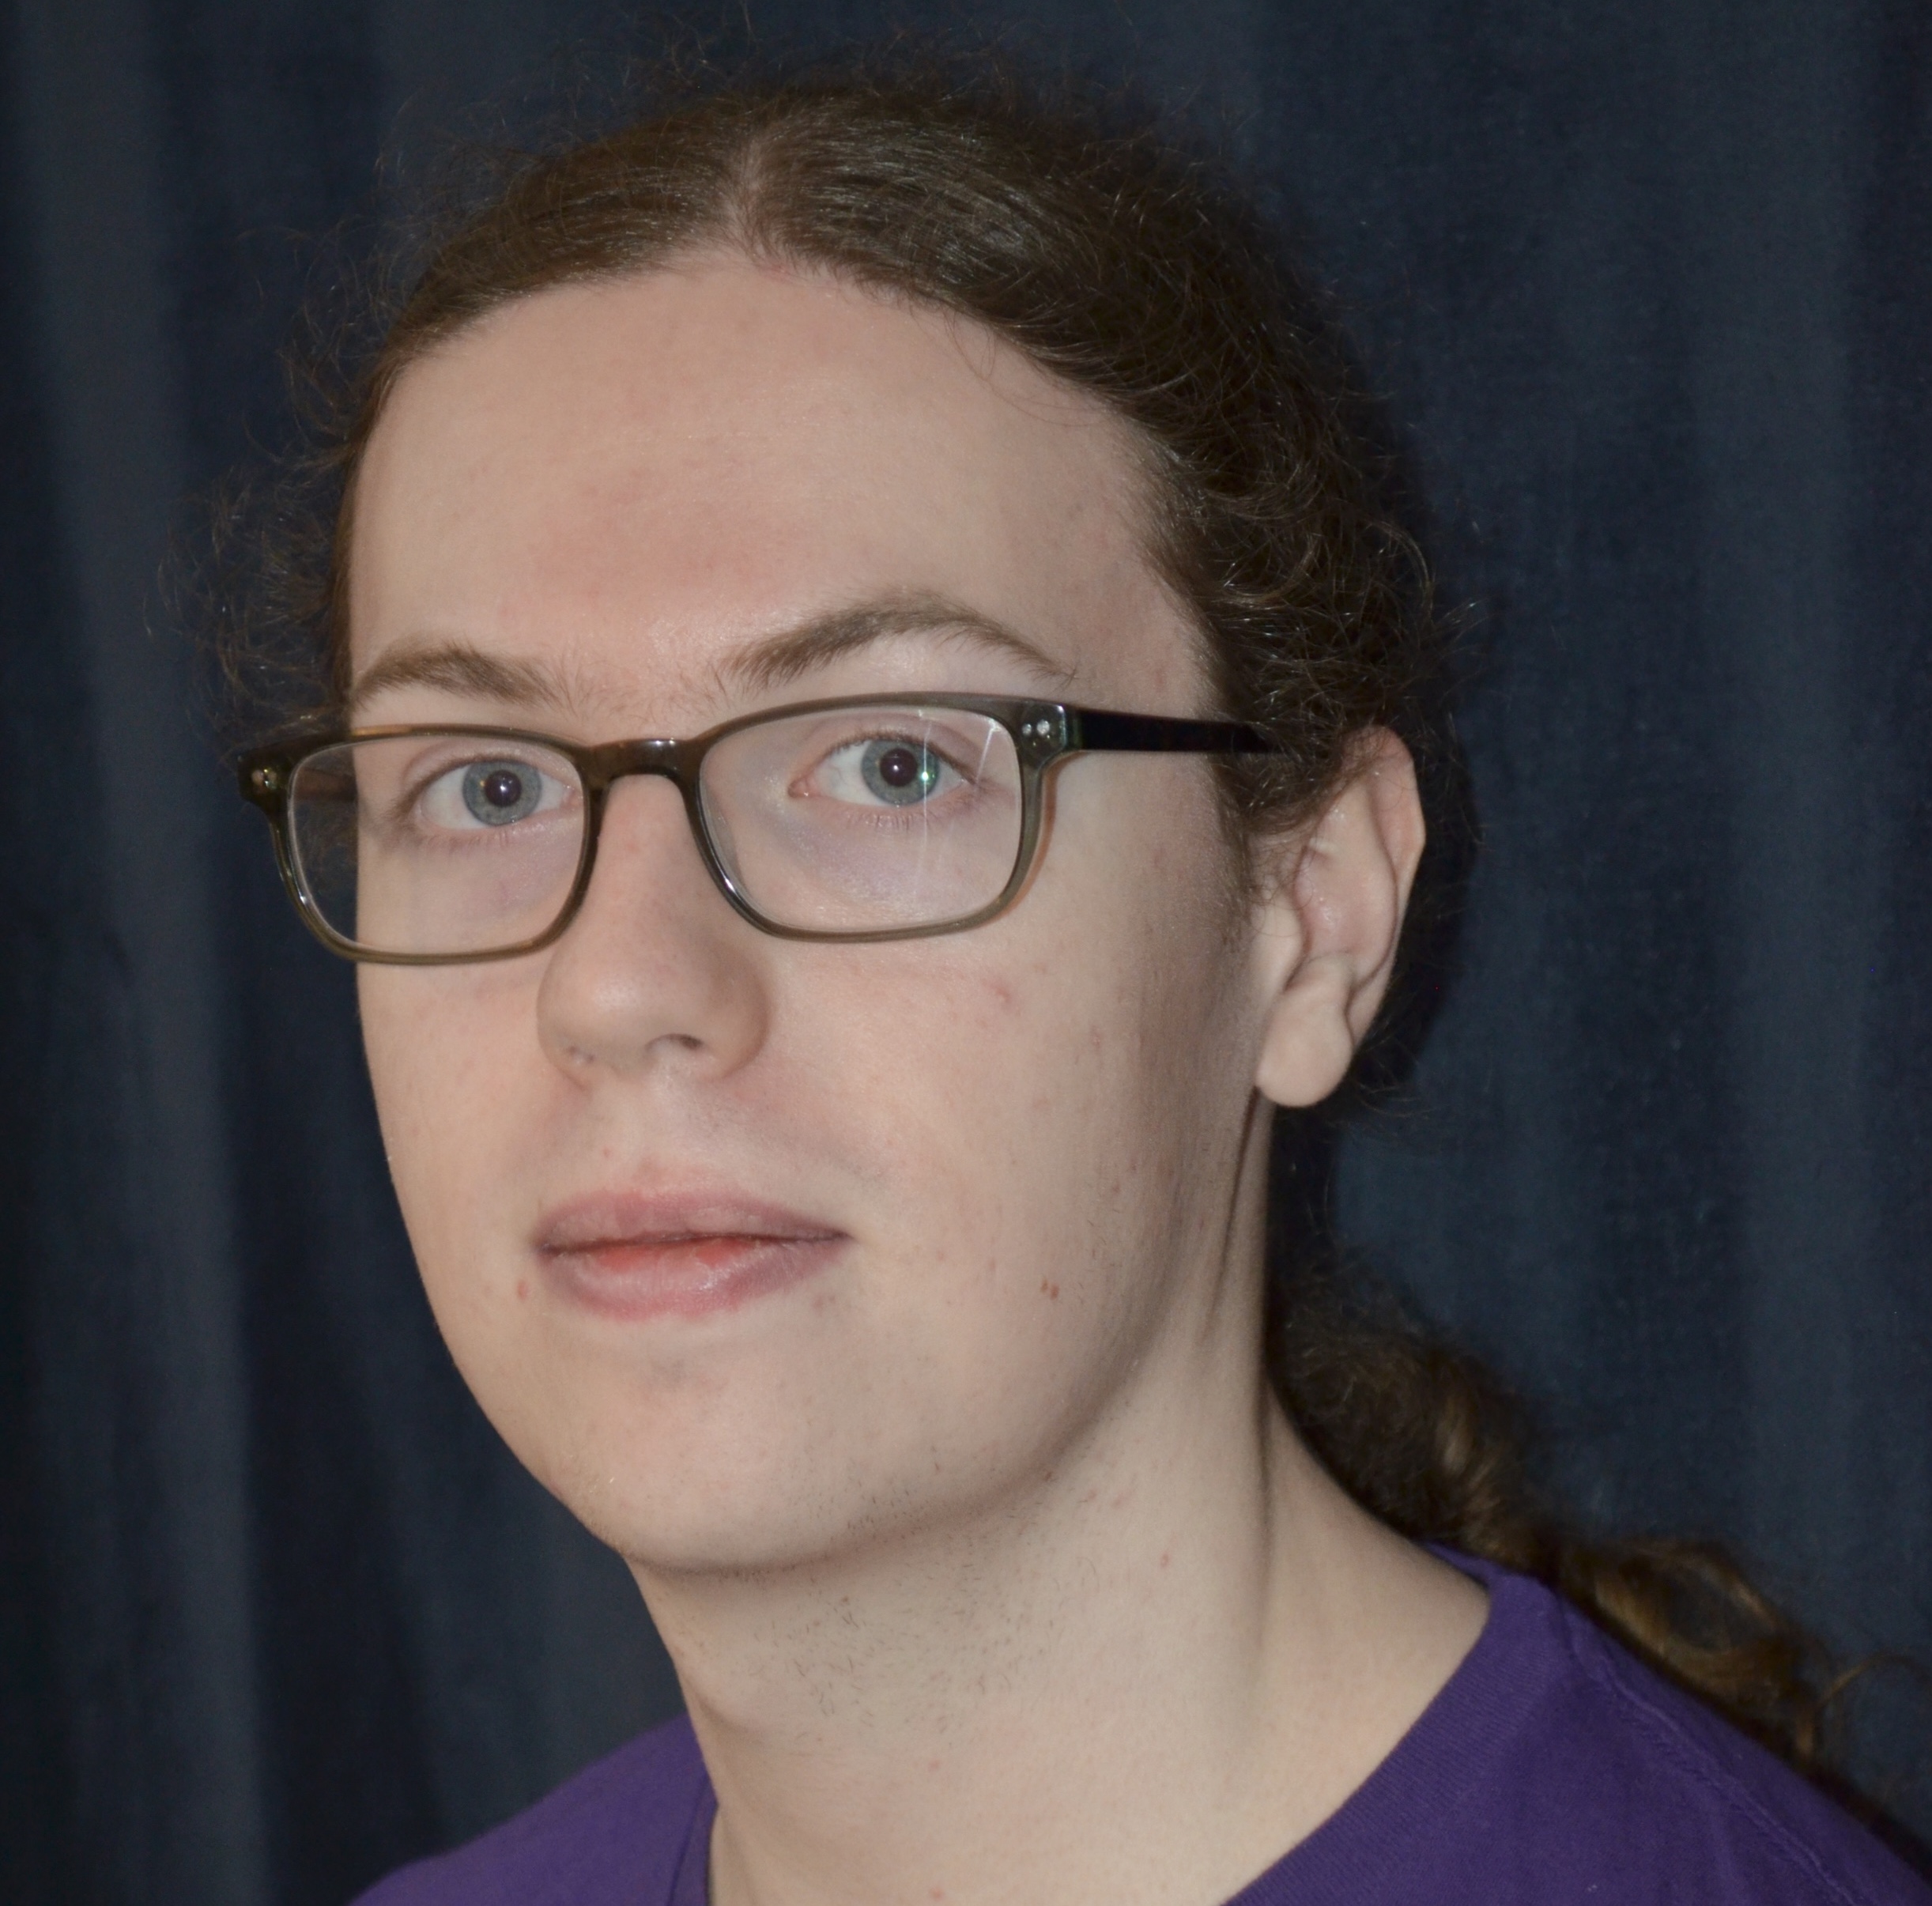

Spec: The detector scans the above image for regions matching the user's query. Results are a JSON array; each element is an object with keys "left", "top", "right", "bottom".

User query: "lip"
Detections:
[{"left": 534, "top": 1190, "right": 847, "bottom": 1321}]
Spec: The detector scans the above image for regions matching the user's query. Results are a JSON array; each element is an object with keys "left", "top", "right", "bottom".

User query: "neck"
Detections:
[{"left": 631, "top": 1304, "right": 1485, "bottom": 1906}]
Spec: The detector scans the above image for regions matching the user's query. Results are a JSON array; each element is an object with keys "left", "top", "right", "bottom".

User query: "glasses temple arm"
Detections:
[{"left": 1066, "top": 708, "right": 1286, "bottom": 755}]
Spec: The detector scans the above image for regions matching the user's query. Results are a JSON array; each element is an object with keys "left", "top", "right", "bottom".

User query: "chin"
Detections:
[
  {"left": 428, "top": 1238, "right": 1110, "bottom": 1580},
  {"left": 513, "top": 1375, "right": 1044, "bottom": 1583},
  {"left": 544, "top": 1456, "right": 908, "bottom": 1580},
  {"left": 470, "top": 1357, "right": 876, "bottom": 1576}
]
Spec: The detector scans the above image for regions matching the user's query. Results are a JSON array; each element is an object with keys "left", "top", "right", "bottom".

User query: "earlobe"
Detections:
[
  {"left": 1251, "top": 731, "right": 1424, "bottom": 1110},
  {"left": 1255, "top": 986, "right": 1360, "bottom": 1109}
]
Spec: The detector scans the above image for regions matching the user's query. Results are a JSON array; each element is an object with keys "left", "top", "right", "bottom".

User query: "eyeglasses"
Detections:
[{"left": 237, "top": 694, "right": 1289, "bottom": 963}]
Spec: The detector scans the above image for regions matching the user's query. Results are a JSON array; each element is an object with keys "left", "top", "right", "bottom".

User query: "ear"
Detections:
[{"left": 1251, "top": 730, "right": 1425, "bottom": 1109}]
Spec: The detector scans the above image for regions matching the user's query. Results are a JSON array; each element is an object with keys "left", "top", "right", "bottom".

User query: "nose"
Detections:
[{"left": 535, "top": 774, "right": 770, "bottom": 1082}]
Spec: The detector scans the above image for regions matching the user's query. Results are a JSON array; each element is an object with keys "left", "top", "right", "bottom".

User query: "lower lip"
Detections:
[{"left": 539, "top": 1232, "right": 843, "bottom": 1321}]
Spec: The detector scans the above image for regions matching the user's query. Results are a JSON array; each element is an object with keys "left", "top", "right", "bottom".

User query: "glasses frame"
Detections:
[{"left": 237, "top": 693, "right": 1289, "bottom": 964}]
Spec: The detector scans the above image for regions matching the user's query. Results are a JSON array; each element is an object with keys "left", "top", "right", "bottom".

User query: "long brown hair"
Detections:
[{"left": 214, "top": 55, "right": 1859, "bottom": 1787}]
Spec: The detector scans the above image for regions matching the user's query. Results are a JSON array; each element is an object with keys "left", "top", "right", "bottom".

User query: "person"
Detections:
[{"left": 225, "top": 59, "right": 1930, "bottom": 1906}]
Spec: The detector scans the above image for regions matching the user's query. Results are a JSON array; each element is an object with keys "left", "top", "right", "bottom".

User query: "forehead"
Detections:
[{"left": 347, "top": 255, "right": 1195, "bottom": 720}]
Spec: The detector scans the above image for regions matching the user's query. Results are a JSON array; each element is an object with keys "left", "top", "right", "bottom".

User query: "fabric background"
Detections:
[{"left": 2, "top": 2, "right": 1927, "bottom": 1900}]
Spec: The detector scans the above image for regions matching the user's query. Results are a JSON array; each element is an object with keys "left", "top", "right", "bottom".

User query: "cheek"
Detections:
[
  {"left": 358, "top": 963, "right": 547, "bottom": 1286},
  {"left": 808, "top": 867, "right": 1235, "bottom": 1329},
  {"left": 743, "top": 957, "right": 1142, "bottom": 1498}
]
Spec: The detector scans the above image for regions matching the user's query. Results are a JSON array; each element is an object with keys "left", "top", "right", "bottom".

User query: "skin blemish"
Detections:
[
  {"left": 1160, "top": 1551, "right": 1171, "bottom": 1568},
  {"left": 1039, "top": 1278, "right": 1060, "bottom": 1300},
  {"left": 515, "top": 1279, "right": 530, "bottom": 1300}
]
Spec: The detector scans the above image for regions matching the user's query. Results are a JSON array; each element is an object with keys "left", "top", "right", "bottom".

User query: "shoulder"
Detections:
[
  {"left": 1432, "top": 1565, "right": 1926, "bottom": 1904},
  {"left": 1531, "top": 1593, "right": 1922, "bottom": 1901},
  {"left": 1259, "top": 1563, "right": 1931, "bottom": 1906},
  {"left": 351, "top": 1715, "right": 709, "bottom": 1906}
]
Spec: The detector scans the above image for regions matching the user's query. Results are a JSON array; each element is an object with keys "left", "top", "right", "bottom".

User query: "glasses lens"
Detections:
[
  {"left": 700, "top": 704, "right": 1024, "bottom": 933},
  {"left": 288, "top": 734, "right": 587, "bottom": 957}
]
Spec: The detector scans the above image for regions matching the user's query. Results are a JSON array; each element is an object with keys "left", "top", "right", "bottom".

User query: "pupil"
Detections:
[
  {"left": 877, "top": 746, "right": 920, "bottom": 788},
  {"left": 481, "top": 769, "right": 524, "bottom": 809}
]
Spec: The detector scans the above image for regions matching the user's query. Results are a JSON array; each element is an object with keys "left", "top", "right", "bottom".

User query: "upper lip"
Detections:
[{"left": 534, "top": 1188, "right": 847, "bottom": 1255}]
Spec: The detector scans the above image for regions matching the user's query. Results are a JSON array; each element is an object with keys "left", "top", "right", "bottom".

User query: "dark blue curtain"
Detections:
[{"left": 3, "top": 2, "right": 1927, "bottom": 1900}]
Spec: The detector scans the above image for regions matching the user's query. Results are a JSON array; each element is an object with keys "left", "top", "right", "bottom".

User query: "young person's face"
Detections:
[{"left": 350, "top": 259, "right": 1297, "bottom": 1572}]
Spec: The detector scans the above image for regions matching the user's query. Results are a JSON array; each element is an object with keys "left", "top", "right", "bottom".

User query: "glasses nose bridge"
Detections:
[
  {"left": 584, "top": 734, "right": 700, "bottom": 799},
  {"left": 579, "top": 735, "right": 717, "bottom": 908}
]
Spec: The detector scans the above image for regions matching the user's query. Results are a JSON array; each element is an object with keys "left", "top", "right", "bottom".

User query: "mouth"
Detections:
[{"left": 534, "top": 1191, "right": 847, "bottom": 1321}]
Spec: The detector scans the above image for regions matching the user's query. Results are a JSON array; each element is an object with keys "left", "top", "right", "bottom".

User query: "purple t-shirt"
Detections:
[{"left": 357, "top": 1558, "right": 1930, "bottom": 1904}]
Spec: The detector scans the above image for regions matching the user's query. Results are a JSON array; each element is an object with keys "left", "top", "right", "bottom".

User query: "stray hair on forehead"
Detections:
[{"left": 199, "top": 46, "right": 1862, "bottom": 1791}]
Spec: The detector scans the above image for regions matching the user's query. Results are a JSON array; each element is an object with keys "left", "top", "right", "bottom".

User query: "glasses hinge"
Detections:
[{"left": 1018, "top": 706, "right": 1072, "bottom": 757}]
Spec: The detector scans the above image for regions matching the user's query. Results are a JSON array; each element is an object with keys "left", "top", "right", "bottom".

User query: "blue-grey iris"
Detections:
[
  {"left": 462, "top": 760, "right": 541, "bottom": 826},
  {"left": 862, "top": 738, "right": 940, "bottom": 806}
]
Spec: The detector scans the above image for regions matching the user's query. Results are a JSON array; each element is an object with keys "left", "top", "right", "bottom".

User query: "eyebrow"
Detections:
[
  {"left": 725, "top": 595, "right": 1071, "bottom": 693},
  {"left": 345, "top": 593, "right": 1072, "bottom": 720},
  {"left": 348, "top": 644, "right": 568, "bottom": 717}
]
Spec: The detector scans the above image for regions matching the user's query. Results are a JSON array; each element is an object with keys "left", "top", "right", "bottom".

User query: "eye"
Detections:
[
  {"left": 412, "top": 754, "right": 572, "bottom": 832},
  {"left": 815, "top": 734, "right": 962, "bottom": 809}
]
